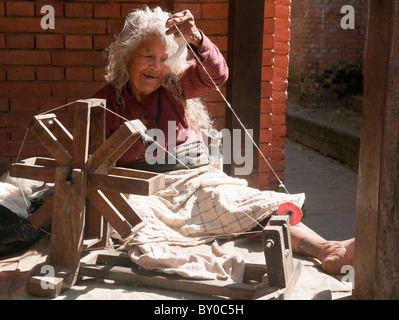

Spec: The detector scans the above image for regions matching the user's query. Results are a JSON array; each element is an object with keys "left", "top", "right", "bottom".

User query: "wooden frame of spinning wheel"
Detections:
[
  {"left": 9, "top": 99, "right": 165, "bottom": 297},
  {"left": 9, "top": 99, "right": 300, "bottom": 300}
]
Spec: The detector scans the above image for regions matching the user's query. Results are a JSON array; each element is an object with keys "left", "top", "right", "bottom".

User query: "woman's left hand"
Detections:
[{"left": 165, "top": 10, "right": 202, "bottom": 47}]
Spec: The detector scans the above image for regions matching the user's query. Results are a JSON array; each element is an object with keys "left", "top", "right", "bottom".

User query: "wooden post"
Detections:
[
  {"left": 50, "top": 100, "right": 91, "bottom": 271},
  {"left": 226, "top": 0, "right": 264, "bottom": 188},
  {"left": 353, "top": 0, "right": 399, "bottom": 299},
  {"left": 50, "top": 167, "right": 87, "bottom": 270},
  {"left": 86, "top": 100, "right": 108, "bottom": 245}
]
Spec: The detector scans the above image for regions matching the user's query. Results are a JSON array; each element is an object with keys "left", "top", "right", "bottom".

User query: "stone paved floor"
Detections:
[{"left": 285, "top": 138, "right": 358, "bottom": 241}]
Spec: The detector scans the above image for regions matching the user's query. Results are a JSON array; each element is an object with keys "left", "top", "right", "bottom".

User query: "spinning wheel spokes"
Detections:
[{"left": 9, "top": 99, "right": 165, "bottom": 296}]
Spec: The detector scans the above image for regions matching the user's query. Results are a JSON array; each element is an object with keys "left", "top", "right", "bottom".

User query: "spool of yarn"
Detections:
[
  {"left": 277, "top": 202, "right": 303, "bottom": 226},
  {"left": 246, "top": 202, "right": 303, "bottom": 238}
]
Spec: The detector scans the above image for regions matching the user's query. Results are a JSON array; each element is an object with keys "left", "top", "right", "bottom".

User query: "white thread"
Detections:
[
  {"left": 13, "top": 29, "right": 272, "bottom": 230},
  {"left": 171, "top": 21, "right": 289, "bottom": 194}
]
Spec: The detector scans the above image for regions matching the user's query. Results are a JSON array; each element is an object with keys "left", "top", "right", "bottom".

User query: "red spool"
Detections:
[{"left": 277, "top": 202, "right": 303, "bottom": 226}]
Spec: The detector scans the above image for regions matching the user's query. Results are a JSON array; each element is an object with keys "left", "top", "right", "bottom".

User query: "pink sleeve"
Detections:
[{"left": 180, "top": 31, "right": 229, "bottom": 100}]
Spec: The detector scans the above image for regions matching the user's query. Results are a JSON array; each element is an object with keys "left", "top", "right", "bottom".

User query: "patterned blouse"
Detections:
[{"left": 93, "top": 32, "right": 228, "bottom": 166}]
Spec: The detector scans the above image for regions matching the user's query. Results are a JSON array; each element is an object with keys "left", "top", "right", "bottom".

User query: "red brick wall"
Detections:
[
  {"left": 288, "top": 0, "right": 367, "bottom": 108},
  {"left": 259, "top": 0, "right": 290, "bottom": 190},
  {"left": 0, "top": 0, "right": 291, "bottom": 191}
]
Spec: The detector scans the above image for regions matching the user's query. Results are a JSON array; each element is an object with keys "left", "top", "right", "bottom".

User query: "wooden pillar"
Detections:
[
  {"left": 353, "top": 0, "right": 399, "bottom": 300},
  {"left": 226, "top": 0, "right": 264, "bottom": 188}
]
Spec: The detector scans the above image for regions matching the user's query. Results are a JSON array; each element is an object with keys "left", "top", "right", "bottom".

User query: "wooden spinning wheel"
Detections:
[
  {"left": 10, "top": 99, "right": 301, "bottom": 300},
  {"left": 9, "top": 99, "right": 165, "bottom": 297}
]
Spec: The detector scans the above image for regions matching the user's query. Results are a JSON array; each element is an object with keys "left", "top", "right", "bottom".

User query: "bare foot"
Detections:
[{"left": 319, "top": 238, "right": 355, "bottom": 274}]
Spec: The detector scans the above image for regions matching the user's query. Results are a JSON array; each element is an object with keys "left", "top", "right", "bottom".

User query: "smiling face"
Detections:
[{"left": 127, "top": 34, "right": 171, "bottom": 102}]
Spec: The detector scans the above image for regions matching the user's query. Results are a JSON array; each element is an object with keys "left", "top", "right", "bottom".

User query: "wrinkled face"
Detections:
[{"left": 128, "top": 34, "right": 170, "bottom": 102}]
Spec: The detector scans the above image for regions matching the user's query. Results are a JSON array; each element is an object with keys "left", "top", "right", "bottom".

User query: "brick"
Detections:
[
  {"left": 0, "top": 98, "right": 9, "bottom": 112},
  {"left": 66, "top": 67, "right": 93, "bottom": 81},
  {"left": 0, "top": 111, "right": 37, "bottom": 127},
  {"left": 275, "top": 17, "right": 291, "bottom": 30},
  {"left": 268, "top": 158, "right": 285, "bottom": 172},
  {"left": 212, "top": 117, "right": 225, "bottom": 132},
  {"left": 207, "top": 36, "right": 228, "bottom": 52},
  {"left": 272, "top": 102, "right": 286, "bottom": 115},
  {"left": 271, "top": 90, "right": 287, "bottom": 103},
  {"left": 174, "top": 0, "right": 226, "bottom": 2},
  {"left": 271, "top": 137, "right": 285, "bottom": 149},
  {"left": 0, "top": 128, "right": 9, "bottom": 142},
  {"left": 65, "top": 3, "right": 92, "bottom": 17},
  {"left": 6, "top": 34, "right": 34, "bottom": 48},
  {"left": 94, "top": 35, "right": 115, "bottom": 50},
  {"left": 261, "top": 98, "right": 272, "bottom": 114},
  {"left": 10, "top": 128, "right": 35, "bottom": 142},
  {"left": 36, "top": 67, "right": 64, "bottom": 81},
  {"left": 94, "top": 4, "right": 120, "bottom": 18},
  {"left": 202, "top": 3, "right": 229, "bottom": 19},
  {"left": 0, "top": 2, "right": 4, "bottom": 15},
  {"left": 0, "top": 17, "right": 43, "bottom": 32},
  {"left": 107, "top": 19, "right": 125, "bottom": 35},
  {"left": 36, "top": 34, "right": 64, "bottom": 49},
  {"left": 274, "top": 41, "right": 290, "bottom": 54},
  {"left": 273, "top": 66, "right": 289, "bottom": 80},
  {"left": 0, "top": 67, "right": 4, "bottom": 81},
  {"left": 258, "top": 172, "right": 272, "bottom": 188},
  {"left": 260, "top": 113, "right": 272, "bottom": 128},
  {"left": 0, "top": 50, "right": 51, "bottom": 65},
  {"left": 38, "top": 97, "right": 66, "bottom": 111},
  {"left": 196, "top": 20, "right": 228, "bottom": 36},
  {"left": 121, "top": 4, "right": 144, "bottom": 17},
  {"left": 277, "top": 0, "right": 291, "bottom": 6},
  {"left": 51, "top": 81, "right": 103, "bottom": 98},
  {"left": 275, "top": 5, "right": 290, "bottom": 19},
  {"left": 9, "top": 97, "right": 38, "bottom": 111},
  {"left": 6, "top": 1, "right": 35, "bottom": 16},
  {"left": 35, "top": 2, "right": 64, "bottom": 17},
  {"left": 52, "top": 51, "right": 106, "bottom": 67},
  {"left": 275, "top": 28, "right": 291, "bottom": 42},
  {"left": 259, "top": 143, "right": 271, "bottom": 158},
  {"left": 259, "top": 157, "right": 274, "bottom": 173},
  {"left": 174, "top": 3, "right": 202, "bottom": 18},
  {"left": 206, "top": 102, "right": 226, "bottom": 117},
  {"left": 7, "top": 66, "right": 35, "bottom": 81},
  {"left": 273, "top": 80, "right": 288, "bottom": 92},
  {"left": 262, "top": 66, "right": 273, "bottom": 82},
  {"left": 65, "top": 35, "right": 92, "bottom": 49},
  {"left": 264, "top": 17, "right": 275, "bottom": 34},
  {"left": 260, "top": 128, "right": 272, "bottom": 143},
  {"left": 93, "top": 68, "right": 106, "bottom": 81},
  {"left": 0, "top": 82, "right": 51, "bottom": 98},
  {"left": 0, "top": 141, "right": 48, "bottom": 158},
  {"left": 262, "top": 82, "right": 273, "bottom": 98},
  {"left": 264, "top": 2, "right": 275, "bottom": 18},
  {"left": 56, "top": 19, "right": 106, "bottom": 34},
  {"left": 272, "top": 114, "right": 286, "bottom": 126},
  {"left": 263, "top": 34, "right": 274, "bottom": 49},
  {"left": 0, "top": 34, "right": 4, "bottom": 48},
  {"left": 270, "top": 125, "right": 286, "bottom": 138},
  {"left": 274, "top": 54, "right": 289, "bottom": 69},
  {"left": 262, "top": 50, "right": 274, "bottom": 66}
]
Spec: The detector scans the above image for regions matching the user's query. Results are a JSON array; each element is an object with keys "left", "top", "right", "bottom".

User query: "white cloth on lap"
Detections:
[{"left": 125, "top": 165, "right": 305, "bottom": 281}]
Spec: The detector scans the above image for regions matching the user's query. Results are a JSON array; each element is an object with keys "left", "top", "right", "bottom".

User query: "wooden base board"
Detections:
[
  {"left": 78, "top": 250, "right": 301, "bottom": 300},
  {"left": 27, "top": 264, "right": 78, "bottom": 298}
]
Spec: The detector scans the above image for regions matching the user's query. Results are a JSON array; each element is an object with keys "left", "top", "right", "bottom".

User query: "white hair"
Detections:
[{"left": 104, "top": 6, "right": 214, "bottom": 132}]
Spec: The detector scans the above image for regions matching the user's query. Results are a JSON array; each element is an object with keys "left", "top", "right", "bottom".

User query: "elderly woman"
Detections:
[
  {"left": 94, "top": 7, "right": 225, "bottom": 172},
  {"left": 94, "top": 7, "right": 354, "bottom": 275}
]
